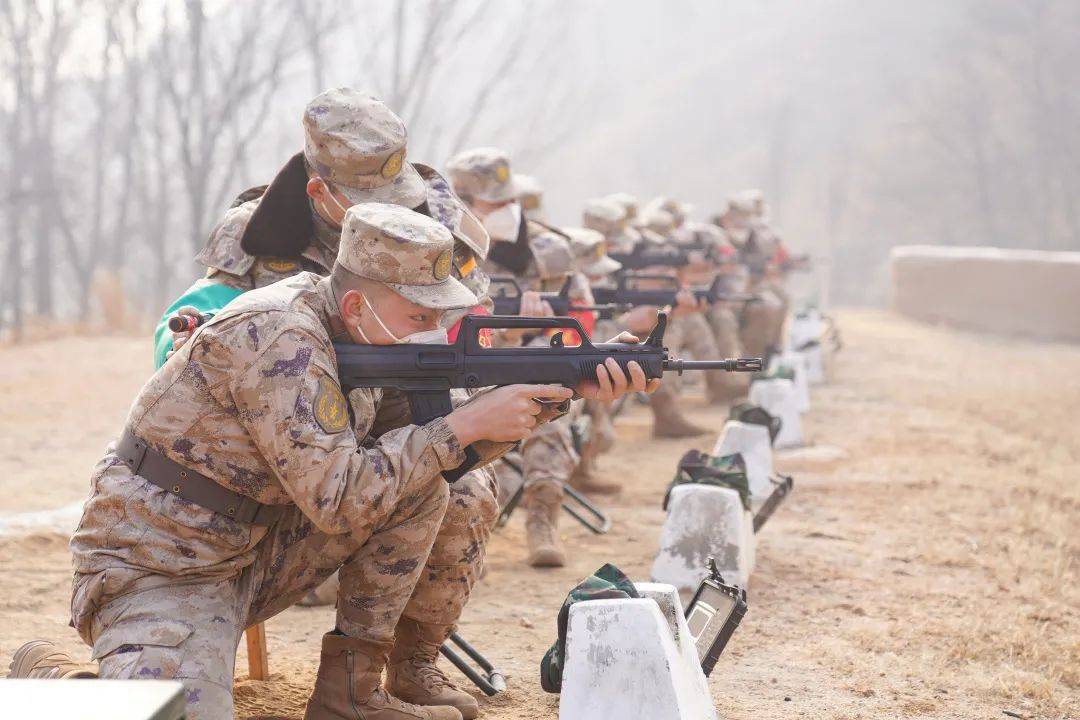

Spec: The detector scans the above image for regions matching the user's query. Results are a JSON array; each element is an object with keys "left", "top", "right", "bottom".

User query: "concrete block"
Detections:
[
  {"left": 713, "top": 421, "right": 774, "bottom": 500},
  {"left": 749, "top": 378, "right": 803, "bottom": 449},
  {"left": 800, "top": 342, "right": 826, "bottom": 385},
  {"left": 634, "top": 582, "right": 707, "bottom": 673},
  {"left": 788, "top": 308, "right": 824, "bottom": 350},
  {"left": 769, "top": 351, "right": 810, "bottom": 413},
  {"left": 560, "top": 598, "right": 718, "bottom": 720},
  {"left": 651, "top": 484, "right": 753, "bottom": 592}
]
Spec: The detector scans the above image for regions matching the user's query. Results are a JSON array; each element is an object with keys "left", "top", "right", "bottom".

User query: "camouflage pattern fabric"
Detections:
[
  {"left": 663, "top": 449, "right": 752, "bottom": 511},
  {"left": 445, "top": 147, "right": 518, "bottom": 203},
  {"left": 539, "top": 563, "right": 639, "bottom": 693},
  {"left": 70, "top": 274, "right": 468, "bottom": 720},
  {"left": 302, "top": 88, "right": 426, "bottom": 208}
]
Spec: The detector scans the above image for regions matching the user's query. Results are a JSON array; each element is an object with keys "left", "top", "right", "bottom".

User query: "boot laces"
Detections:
[
  {"left": 372, "top": 686, "right": 427, "bottom": 712},
  {"left": 408, "top": 653, "right": 455, "bottom": 691}
]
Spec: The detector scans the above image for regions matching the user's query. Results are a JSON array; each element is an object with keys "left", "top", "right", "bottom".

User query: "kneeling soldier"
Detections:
[{"left": 13, "top": 204, "right": 601, "bottom": 720}]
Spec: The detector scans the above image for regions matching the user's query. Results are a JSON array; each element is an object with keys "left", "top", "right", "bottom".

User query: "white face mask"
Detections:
[
  {"left": 481, "top": 202, "right": 522, "bottom": 241},
  {"left": 355, "top": 294, "right": 449, "bottom": 345},
  {"left": 320, "top": 181, "right": 351, "bottom": 227}
]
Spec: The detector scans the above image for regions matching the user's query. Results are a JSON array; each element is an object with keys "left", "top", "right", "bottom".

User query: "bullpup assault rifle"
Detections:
[
  {"left": 488, "top": 276, "right": 631, "bottom": 317},
  {"left": 608, "top": 240, "right": 726, "bottom": 271},
  {"left": 591, "top": 274, "right": 757, "bottom": 309},
  {"left": 334, "top": 313, "right": 761, "bottom": 480}
]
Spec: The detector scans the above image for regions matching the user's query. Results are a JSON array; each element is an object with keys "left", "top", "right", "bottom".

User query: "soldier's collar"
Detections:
[
  {"left": 316, "top": 276, "right": 349, "bottom": 341},
  {"left": 308, "top": 203, "right": 342, "bottom": 272}
]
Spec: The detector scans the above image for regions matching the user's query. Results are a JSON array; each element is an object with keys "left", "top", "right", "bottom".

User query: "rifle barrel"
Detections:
[{"left": 663, "top": 358, "right": 762, "bottom": 373}]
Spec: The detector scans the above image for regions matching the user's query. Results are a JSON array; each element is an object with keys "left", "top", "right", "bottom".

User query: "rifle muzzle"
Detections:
[{"left": 663, "top": 357, "right": 763, "bottom": 374}]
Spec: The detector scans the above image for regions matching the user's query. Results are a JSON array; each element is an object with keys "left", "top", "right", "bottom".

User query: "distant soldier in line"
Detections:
[
  {"left": 715, "top": 190, "right": 788, "bottom": 358},
  {"left": 446, "top": 149, "right": 659, "bottom": 566},
  {"left": 583, "top": 196, "right": 713, "bottom": 437}
]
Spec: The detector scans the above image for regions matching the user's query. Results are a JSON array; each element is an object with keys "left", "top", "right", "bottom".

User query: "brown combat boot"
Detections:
[
  {"left": 7, "top": 640, "right": 98, "bottom": 679},
  {"left": 649, "top": 388, "right": 709, "bottom": 439},
  {"left": 304, "top": 632, "right": 462, "bottom": 720},
  {"left": 568, "top": 455, "right": 621, "bottom": 495},
  {"left": 386, "top": 619, "right": 479, "bottom": 720},
  {"left": 523, "top": 483, "right": 565, "bottom": 567}
]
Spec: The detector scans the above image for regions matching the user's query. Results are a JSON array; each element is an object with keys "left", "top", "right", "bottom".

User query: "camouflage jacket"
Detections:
[
  {"left": 194, "top": 198, "right": 335, "bottom": 291},
  {"left": 71, "top": 273, "right": 464, "bottom": 581}
]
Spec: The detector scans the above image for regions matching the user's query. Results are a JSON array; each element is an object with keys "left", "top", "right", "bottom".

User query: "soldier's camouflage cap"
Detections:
[
  {"left": 338, "top": 203, "right": 477, "bottom": 310},
  {"left": 582, "top": 198, "right": 625, "bottom": 235},
  {"left": 445, "top": 147, "right": 518, "bottom": 204},
  {"left": 646, "top": 196, "right": 692, "bottom": 226},
  {"left": 529, "top": 230, "right": 575, "bottom": 280},
  {"left": 303, "top": 88, "right": 427, "bottom": 209},
  {"left": 641, "top": 208, "right": 676, "bottom": 235},
  {"left": 564, "top": 227, "right": 622, "bottom": 277},
  {"left": 605, "top": 192, "right": 639, "bottom": 219},
  {"left": 515, "top": 173, "right": 543, "bottom": 211},
  {"left": 728, "top": 189, "right": 763, "bottom": 216}
]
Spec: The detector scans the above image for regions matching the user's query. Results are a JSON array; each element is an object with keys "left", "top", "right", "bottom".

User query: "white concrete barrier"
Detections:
[
  {"left": 769, "top": 351, "right": 810, "bottom": 413},
  {"left": 788, "top": 309, "right": 823, "bottom": 350},
  {"left": 891, "top": 245, "right": 1080, "bottom": 342},
  {"left": 749, "top": 378, "right": 803, "bottom": 449},
  {"left": 651, "top": 484, "right": 753, "bottom": 591},
  {"left": 560, "top": 596, "right": 718, "bottom": 720},
  {"left": 800, "top": 343, "right": 826, "bottom": 385},
  {"left": 634, "top": 582, "right": 711, "bottom": 678},
  {"left": 713, "top": 421, "right": 774, "bottom": 500}
]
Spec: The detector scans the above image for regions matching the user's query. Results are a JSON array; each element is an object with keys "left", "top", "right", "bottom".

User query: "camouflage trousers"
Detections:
[
  {"left": 703, "top": 304, "right": 751, "bottom": 403},
  {"left": 740, "top": 286, "right": 787, "bottom": 358},
  {"left": 70, "top": 471, "right": 451, "bottom": 720},
  {"left": 665, "top": 312, "right": 739, "bottom": 404},
  {"left": 496, "top": 412, "right": 579, "bottom": 515}
]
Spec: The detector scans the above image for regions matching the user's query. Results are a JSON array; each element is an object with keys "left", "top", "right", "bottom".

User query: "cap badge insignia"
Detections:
[
  {"left": 380, "top": 150, "right": 404, "bottom": 179},
  {"left": 433, "top": 249, "right": 453, "bottom": 280}
]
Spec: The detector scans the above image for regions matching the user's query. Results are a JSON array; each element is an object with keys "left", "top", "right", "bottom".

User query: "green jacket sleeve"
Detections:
[{"left": 153, "top": 279, "right": 246, "bottom": 368}]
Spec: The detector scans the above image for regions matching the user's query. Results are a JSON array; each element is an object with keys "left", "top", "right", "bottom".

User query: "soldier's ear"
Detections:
[
  {"left": 306, "top": 176, "right": 326, "bottom": 201},
  {"left": 339, "top": 289, "right": 366, "bottom": 326}
]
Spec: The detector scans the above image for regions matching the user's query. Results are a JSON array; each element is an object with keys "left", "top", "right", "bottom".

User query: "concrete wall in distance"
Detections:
[{"left": 890, "top": 246, "right": 1080, "bottom": 342}]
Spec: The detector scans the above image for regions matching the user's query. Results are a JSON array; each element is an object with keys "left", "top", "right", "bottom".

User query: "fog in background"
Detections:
[{"left": 2, "top": 0, "right": 1078, "bottom": 337}]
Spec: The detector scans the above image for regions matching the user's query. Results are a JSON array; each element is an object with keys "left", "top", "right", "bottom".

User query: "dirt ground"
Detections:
[{"left": 0, "top": 310, "right": 1076, "bottom": 719}]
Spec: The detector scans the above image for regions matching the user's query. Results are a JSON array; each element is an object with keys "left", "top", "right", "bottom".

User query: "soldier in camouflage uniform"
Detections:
[
  {"left": 22, "top": 204, "right": 594, "bottom": 720},
  {"left": 583, "top": 197, "right": 712, "bottom": 437},
  {"left": 446, "top": 149, "right": 647, "bottom": 567},
  {"left": 563, "top": 227, "right": 623, "bottom": 494},
  {"left": 152, "top": 88, "right": 497, "bottom": 720},
  {"left": 514, "top": 173, "right": 545, "bottom": 222},
  {"left": 716, "top": 190, "right": 788, "bottom": 358}
]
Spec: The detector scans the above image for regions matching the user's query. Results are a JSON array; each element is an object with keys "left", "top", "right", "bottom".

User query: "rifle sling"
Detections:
[{"left": 115, "top": 429, "right": 285, "bottom": 526}]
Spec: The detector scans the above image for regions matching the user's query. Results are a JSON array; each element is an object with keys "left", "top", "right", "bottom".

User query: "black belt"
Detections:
[{"left": 115, "top": 429, "right": 285, "bottom": 526}]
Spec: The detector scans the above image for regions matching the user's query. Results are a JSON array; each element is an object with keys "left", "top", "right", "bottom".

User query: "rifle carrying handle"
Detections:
[{"left": 464, "top": 314, "right": 590, "bottom": 334}]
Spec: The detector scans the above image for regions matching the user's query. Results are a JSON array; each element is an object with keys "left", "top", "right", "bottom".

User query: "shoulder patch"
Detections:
[
  {"left": 314, "top": 375, "right": 349, "bottom": 434},
  {"left": 263, "top": 258, "right": 300, "bottom": 274}
]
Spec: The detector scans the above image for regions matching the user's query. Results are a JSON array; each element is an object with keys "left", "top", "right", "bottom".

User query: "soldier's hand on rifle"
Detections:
[
  {"left": 621, "top": 305, "right": 660, "bottom": 335},
  {"left": 447, "top": 384, "right": 574, "bottom": 444},
  {"left": 166, "top": 306, "right": 205, "bottom": 359},
  {"left": 670, "top": 288, "right": 704, "bottom": 317},
  {"left": 520, "top": 291, "right": 554, "bottom": 318},
  {"left": 503, "top": 291, "right": 555, "bottom": 343},
  {"left": 575, "top": 331, "right": 662, "bottom": 401}
]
